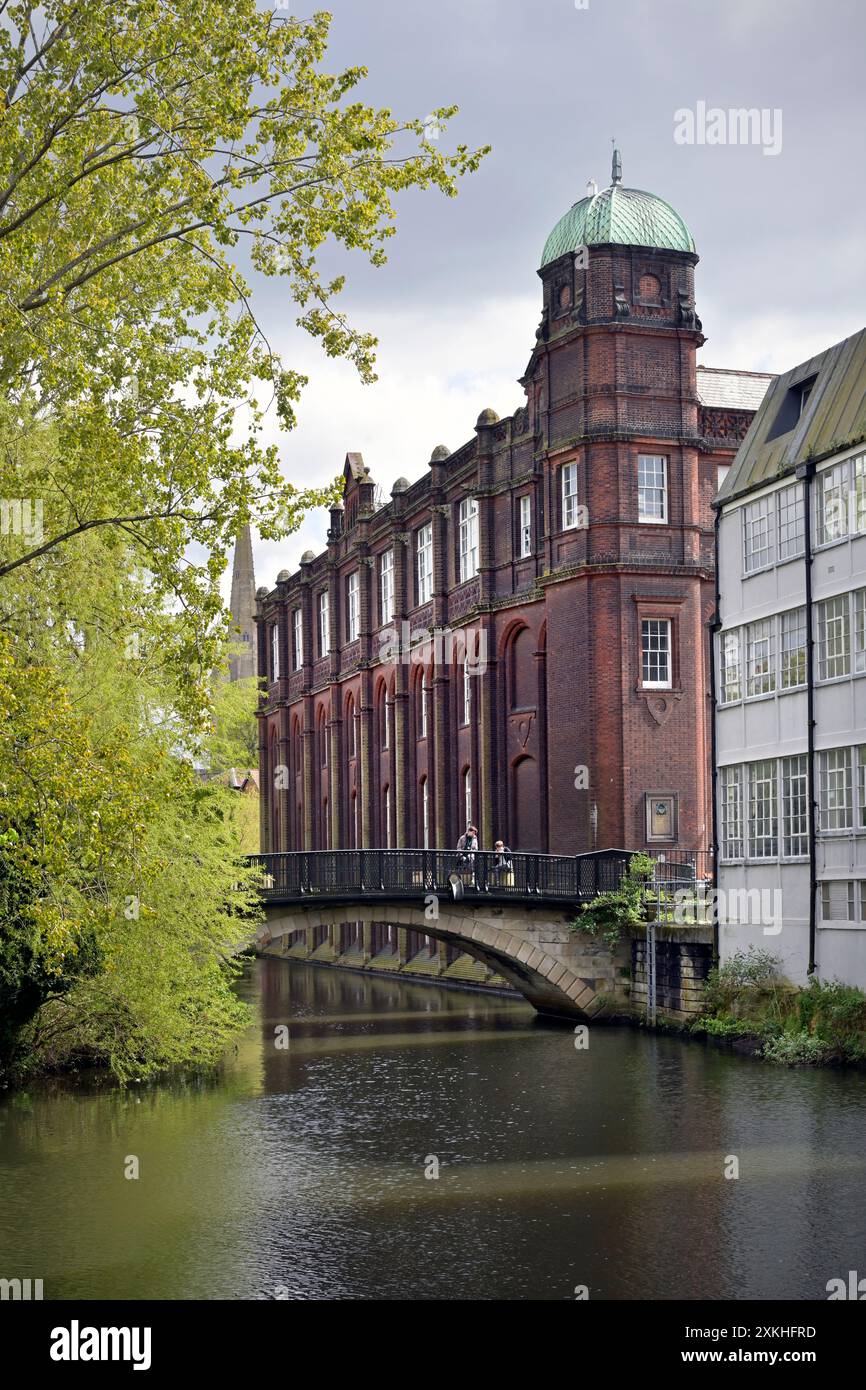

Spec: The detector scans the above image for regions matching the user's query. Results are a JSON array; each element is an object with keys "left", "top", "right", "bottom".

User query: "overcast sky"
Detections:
[{"left": 233, "top": 0, "right": 866, "bottom": 594}]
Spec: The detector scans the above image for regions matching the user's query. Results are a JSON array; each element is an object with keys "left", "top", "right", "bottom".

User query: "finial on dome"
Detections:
[
  {"left": 586, "top": 177, "right": 598, "bottom": 198},
  {"left": 611, "top": 141, "right": 622, "bottom": 186}
]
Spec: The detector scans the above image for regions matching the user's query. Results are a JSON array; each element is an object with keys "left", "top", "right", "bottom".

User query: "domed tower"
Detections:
[{"left": 524, "top": 148, "right": 712, "bottom": 854}]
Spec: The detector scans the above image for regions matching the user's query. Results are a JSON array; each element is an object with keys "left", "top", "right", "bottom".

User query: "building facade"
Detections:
[
  {"left": 257, "top": 153, "right": 771, "bottom": 860},
  {"left": 715, "top": 329, "right": 866, "bottom": 987}
]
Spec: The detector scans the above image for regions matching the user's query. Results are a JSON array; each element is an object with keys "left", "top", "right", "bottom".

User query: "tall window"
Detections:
[
  {"left": 416, "top": 523, "right": 433, "bottom": 604},
  {"left": 421, "top": 778, "right": 429, "bottom": 848},
  {"left": 347, "top": 570, "right": 360, "bottom": 641},
  {"left": 721, "top": 629, "right": 741, "bottom": 703},
  {"left": 819, "top": 748, "right": 853, "bottom": 831},
  {"left": 641, "top": 619, "right": 671, "bottom": 688},
  {"left": 292, "top": 608, "right": 303, "bottom": 669},
  {"left": 384, "top": 786, "right": 392, "bottom": 848},
  {"left": 462, "top": 668, "right": 472, "bottom": 725},
  {"left": 318, "top": 590, "right": 330, "bottom": 656},
  {"left": 562, "top": 462, "right": 579, "bottom": 529},
  {"left": 747, "top": 619, "right": 776, "bottom": 696},
  {"left": 743, "top": 495, "right": 774, "bottom": 573},
  {"left": 859, "top": 746, "right": 866, "bottom": 830},
  {"left": 780, "top": 608, "right": 807, "bottom": 688},
  {"left": 749, "top": 760, "right": 778, "bottom": 858},
  {"left": 382, "top": 696, "right": 390, "bottom": 751},
  {"left": 420, "top": 679, "right": 428, "bottom": 738},
  {"left": 782, "top": 754, "right": 809, "bottom": 857},
  {"left": 458, "top": 498, "right": 479, "bottom": 582},
  {"left": 856, "top": 590, "right": 866, "bottom": 674},
  {"left": 720, "top": 765, "right": 743, "bottom": 860},
  {"left": 380, "top": 549, "right": 394, "bottom": 626},
  {"left": 855, "top": 455, "right": 866, "bottom": 534},
  {"left": 638, "top": 454, "right": 667, "bottom": 522},
  {"left": 817, "top": 462, "right": 849, "bottom": 546},
  {"left": 270, "top": 621, "right": 280, "bottom": 681},
  {"left": 519, "top": 495, "right": 532, "bottom": 557},
  {"left": 777, "top": 484, "right": 805, "bottom": 560},
  {"left": 463, "top": 767, "right": 472, "bottom": 827},
  {"left": 818, "top": 596, "right": 850, "bottom": 680}
]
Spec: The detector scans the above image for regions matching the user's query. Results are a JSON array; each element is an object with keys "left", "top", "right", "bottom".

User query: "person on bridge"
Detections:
[
  {"left": 491, "top": 839, "right": 513, "bottom": 883},
  {"left": 456, "top": 825, "right": 478, "bottom": 863}
]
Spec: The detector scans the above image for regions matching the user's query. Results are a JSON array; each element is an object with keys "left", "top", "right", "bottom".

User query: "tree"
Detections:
[
  {"left": 0, "top": 1, "right": 487, "bottom": 712},
  {"left": 206, "top": 673, "right": 260, "bottom": 777}
]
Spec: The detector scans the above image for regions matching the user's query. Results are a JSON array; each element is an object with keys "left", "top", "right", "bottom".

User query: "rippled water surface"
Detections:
[{"left": 1, "top": 957, "right": 865, "bottom": 1300}]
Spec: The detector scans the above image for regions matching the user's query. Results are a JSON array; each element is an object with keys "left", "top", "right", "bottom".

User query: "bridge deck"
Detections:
[{"left": 248, "top": 848, "right": 710, "bottom": 908}]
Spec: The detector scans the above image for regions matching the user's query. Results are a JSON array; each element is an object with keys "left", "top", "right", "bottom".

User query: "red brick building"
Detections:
[{"left": 255, "top": 153, "right": 772, "bottom": 857}]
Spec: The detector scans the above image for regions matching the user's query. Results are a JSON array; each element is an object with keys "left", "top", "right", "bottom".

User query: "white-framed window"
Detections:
[
  {"left": 855, "top": 455, "right": 866, "bottom": 535},
  {"left": 721, "top": 629, "right": 741, "bottom": 703},
  {"left": 384, "top": 786, "right": 392, "bottom": 849},
  {"left": 856, "top": 590, "right": 866, "bottom": 674},
  {"left": 858, "top": 746, "right": 866, "bottom": 830},
  {"left": 641, "top": 618, "right": 671, "bottom": 688},
  {"left": 817, "top": 462, "right": 849, "bottom": 546},
  {"left": 519, "top": 494, "right": 532, "bottom": 557},
  {"left": 781, "top": 754, "right": 809, "bottom": 857},
  {"left": 817, "top": 595, "right": 850, "bottom": 680},
  {"left": 780, "top": 608, "right": 807, "bottom": 689},
  {"left": 748, "top": 759, "right": 778, "bottom": 858},
  {"left": 743, "top": 495, "right": 775, "bottom": 573},
  {"left": 270, "top": 621, "right": 280, "bottom": 681},
  {"left": 463, "top": 767, "right": 472, "bottom": 827},
  {"left": 382, "top": 698, "right": 390, "bottom": 751},
  {"left": 638, "top": 454, "right": 667, "bottom": 523},
  {"left": 462, "top": 668, "right": 471, "bottom": 726},
  {"left": 458, "top": 497, "right": 479, "bottom": 583},
  {"left": 777, "top": 483, "right": 805, "bottom": 560},
  {"left": 746, "top": 618, "right": 776, "bottom": 697},
  {"left": 318, "top": 590, "right": 330, "bottom": 656},
  {"left": 380, "top": 549, "right": 394, "bottom": 626},
  {"left": 421, "top": 777, "right": 429, "bottom": 849},
  {"left": 720, "top": 765, "right": 743, "bottom": 860},
  {"left": 562, "top": 462, "right": 579, "bottom": 530},
  {"left": 822, "top": 881, "right": 855, "bottom": 922},
  {"left": 819, "top": 747, "right": 853, "bottom": 831},
  {"left": 416, "top": 522, "right": 433, "bottom": 604},
  {"left": 292, "top": 608, "right": 303, "bottom": 669},
  {"left": 420, "top": 679, "right": 428, "bottom": 738},
  {"left": 347, "top": 570, "right": 360, "bottom": 641}
]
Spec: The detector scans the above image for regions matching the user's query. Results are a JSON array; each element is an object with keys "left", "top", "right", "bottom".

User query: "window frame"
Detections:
[
  {"left": 346, "top": 570, "right": 360, "bottom": 642},
  {"left": 458, "top": 497, "right": 479, "bottom": 584},
  {"left": 416, "top": 522, "right": 433, "bottom": 605},
  {"left": 379, "top": 548, "right": 395, "bottom": 627},
  {"left": 637, "top": 454, "right": 668, "bottom": 524},
  {"left": 641, "top": 617, "right": 672, "bottom": 690},
  {"left": 562, "top": 462, "right": 579, "bottom": 531}
]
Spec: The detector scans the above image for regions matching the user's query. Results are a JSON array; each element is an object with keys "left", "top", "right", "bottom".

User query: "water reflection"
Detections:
[{"left": 1, "top": 957, "right": 865, "bottom": 1300}]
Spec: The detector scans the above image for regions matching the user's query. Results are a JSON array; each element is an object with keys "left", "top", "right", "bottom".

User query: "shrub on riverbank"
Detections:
[{"left": 694, "top": 948, "right": 866, "bottom": 1065}]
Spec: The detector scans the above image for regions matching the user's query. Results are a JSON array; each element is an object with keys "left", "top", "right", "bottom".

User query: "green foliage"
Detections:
[
  {"left": 205, "top": 674, "right": 259, "bottom": 776},
  {"left": 0, "top": 5, "right": 484, "bottom": 1083},
  {"left": 698, "top": 949, "right": 866, "bottom": 1066},
  {"left": 573, "top": 853, "right": 655, "bottom": 944}
]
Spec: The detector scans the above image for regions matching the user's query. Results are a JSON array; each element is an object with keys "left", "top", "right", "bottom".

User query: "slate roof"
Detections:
[{"left": 696, "top": 366, "right": 775, "bottom": 411}]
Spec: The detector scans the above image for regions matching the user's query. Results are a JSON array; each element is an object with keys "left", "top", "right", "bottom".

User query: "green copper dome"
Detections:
[{"left": 541, "top": 151, "right": 695, "bottom": 265}]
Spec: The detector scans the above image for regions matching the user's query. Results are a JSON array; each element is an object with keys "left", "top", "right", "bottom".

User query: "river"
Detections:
[{"left": 1, "top": 957, "right": 864, "bottom": 1300}]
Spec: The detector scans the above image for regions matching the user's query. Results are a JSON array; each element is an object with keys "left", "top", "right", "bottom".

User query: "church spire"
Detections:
[
  {"left": 611, "top": 141, "right": 622, "bottom": 186},
  {"left": 228, "top": 524, "right": 256, "bottom": 681}
]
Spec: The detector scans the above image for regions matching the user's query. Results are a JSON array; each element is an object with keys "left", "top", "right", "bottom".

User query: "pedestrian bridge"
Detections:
[{"left": 249, "top": 848, "right": 654, "bottom": 1020}]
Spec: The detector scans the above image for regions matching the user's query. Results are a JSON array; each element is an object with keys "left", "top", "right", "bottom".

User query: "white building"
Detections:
[{"left": 714, "top": 328, "right": 866, "bottom": 987}]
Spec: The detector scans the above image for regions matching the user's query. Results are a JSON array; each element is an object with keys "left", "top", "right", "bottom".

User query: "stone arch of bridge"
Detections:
[{"left": 258, "top": 899, "right": 605, "bottom": 1021}]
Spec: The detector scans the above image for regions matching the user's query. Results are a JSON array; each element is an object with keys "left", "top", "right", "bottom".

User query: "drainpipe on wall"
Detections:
[
  {"left": 709, "top": 506, "right": 722, "bottom": 965},
  {"left": 796, "top": 461, "right": 818, "bottom": 976}
]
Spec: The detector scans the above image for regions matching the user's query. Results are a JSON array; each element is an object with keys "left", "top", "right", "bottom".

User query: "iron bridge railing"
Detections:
[{"left": 247, "top": 847, "right": 714, "bottom": 905}]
